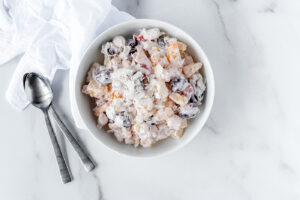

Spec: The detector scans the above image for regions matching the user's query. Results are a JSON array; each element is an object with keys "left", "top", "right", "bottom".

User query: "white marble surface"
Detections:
[{"left": 1, "top": 0, "right": 300, "bottom": 199}]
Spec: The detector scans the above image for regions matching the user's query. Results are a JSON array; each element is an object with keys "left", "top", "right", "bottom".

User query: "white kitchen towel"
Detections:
[{"left": 0, "top": 0, "right": 133, "bottom": 128}]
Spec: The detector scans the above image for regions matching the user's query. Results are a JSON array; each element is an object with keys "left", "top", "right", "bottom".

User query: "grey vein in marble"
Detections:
[
  {"left": 92, "top": 173, "right": 104, "bottom": 200},
  {"left": 212, "top": 0, "right": 232, "bottom": 46},
  {"left": 279, "top": 162, "right": 296, "bottom": 175},
  {"left": 204, "top": 118, "right": 221, "bottom": 135},
  {"left": 260, "top": 1, "right": 277, "bottom": 13}
]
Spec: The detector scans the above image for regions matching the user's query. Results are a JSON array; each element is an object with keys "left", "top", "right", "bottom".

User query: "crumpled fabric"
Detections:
[{"left": 0, "top": 0, "right": 133, "bottom": 128}]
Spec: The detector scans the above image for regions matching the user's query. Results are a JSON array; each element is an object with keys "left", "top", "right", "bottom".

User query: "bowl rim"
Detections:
[{"left": 73, "top": 18, "right": 215, "bottom": 158}]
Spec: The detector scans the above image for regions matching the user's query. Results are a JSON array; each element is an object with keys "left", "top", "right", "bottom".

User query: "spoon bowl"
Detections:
[{"left": 23, "top": 73, "right": 53, "bottom": 110}]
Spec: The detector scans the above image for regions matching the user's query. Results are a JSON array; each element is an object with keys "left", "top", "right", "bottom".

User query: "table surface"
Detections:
[{"left": 1, "top": 0, "right": 300, "bottom": 199}]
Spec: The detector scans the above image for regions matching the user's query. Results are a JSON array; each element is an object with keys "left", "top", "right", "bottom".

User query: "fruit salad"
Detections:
[{"left": 82, "top": 28, "right": 206, "bottom": 147}]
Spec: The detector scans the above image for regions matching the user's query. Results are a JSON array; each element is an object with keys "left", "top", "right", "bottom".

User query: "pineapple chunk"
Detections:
[
  {"left": 183, "top": 62, "right": 202, "bottom": 78},
  {"left": 169, "top": 93, "right": 188, "bottom": 106}
]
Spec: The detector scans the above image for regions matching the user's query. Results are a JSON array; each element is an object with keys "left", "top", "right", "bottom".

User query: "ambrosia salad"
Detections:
[{"left": 82, "top": 28, "right": 206, "bottom": 147}]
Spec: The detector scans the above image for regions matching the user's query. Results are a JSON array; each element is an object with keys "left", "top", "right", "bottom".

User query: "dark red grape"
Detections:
[
  {"left": 107, "top": 48, "right": 116, "bottom": 56},
  {"left": 157, "top": 36, "right": 165, "bottom": 48},
  {"left": 170, "top": 76, "right": 188, "bottom": 92},
  {"left": 179, "top": 103, "right": 200, "bottom": 119},
  {"left": 189, "top": 87, "right": 204, "bottom": 104},
  {"left": 128, "top": 39, "right": 138, "bottom": 48}
]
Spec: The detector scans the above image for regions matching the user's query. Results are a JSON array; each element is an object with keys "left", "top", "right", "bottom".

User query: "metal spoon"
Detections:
[
  {"left": 23, "top": 73, "right": 72, "bottom": 184},
  {"left": 24, "top": 73, "right": 96, "bottom": 175},
  {"left": 24, "top": 73, "right": 95, "bottom": 172}
]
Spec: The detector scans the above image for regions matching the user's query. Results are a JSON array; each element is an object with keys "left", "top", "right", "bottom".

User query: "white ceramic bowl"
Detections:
[{"left": 74, "top": 19, "right": 215, "bottom": 158}]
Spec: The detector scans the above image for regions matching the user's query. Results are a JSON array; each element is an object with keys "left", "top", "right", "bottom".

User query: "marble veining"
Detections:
[
  {"left": 0, "top": 0, "right": 300, "bottom": 199},
  {"left": 212, "top": 0, "right": 232, "bottom": 45},
  {"left": 260, "top": 1, "right": 277, "bottom": 13}
]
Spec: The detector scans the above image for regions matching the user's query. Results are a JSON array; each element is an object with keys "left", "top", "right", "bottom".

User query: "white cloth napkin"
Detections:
[{"left": 0, "top": 0, "right": 133, "bottom": 128}]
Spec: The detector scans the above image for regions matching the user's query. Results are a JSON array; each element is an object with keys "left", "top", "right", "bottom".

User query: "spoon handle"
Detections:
[
  {"left": 43, "top": 109, "right": 72, "bottom": 184},
  {"left": 49, "top": 106, "right": 95, "bottom": 172}
]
